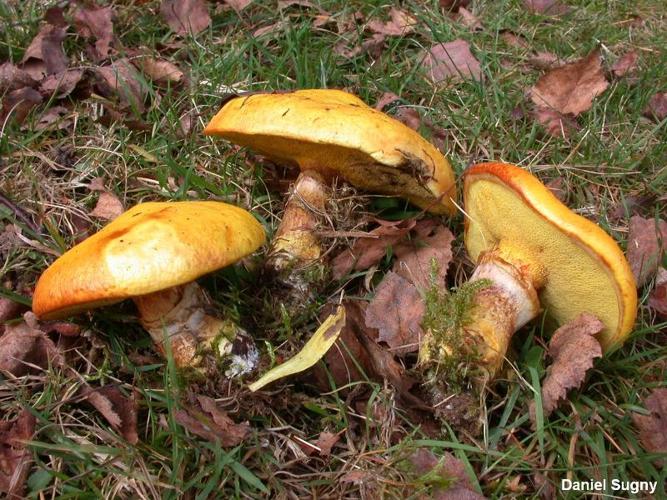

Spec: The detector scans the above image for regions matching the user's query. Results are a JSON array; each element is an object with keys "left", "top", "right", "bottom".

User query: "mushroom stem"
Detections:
[
  {"left": 267, "top": 169, "right": 329, "bottom": 273},
  {"left": 133, "top": 282, "right": 255, "bottom": 372},
  {"left": 465, "top": 251, "right": 541, "bottom": 375}
]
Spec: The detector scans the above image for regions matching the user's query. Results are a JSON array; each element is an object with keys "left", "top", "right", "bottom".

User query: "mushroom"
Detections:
[
  {"left": 32, "top": 201, "right": 266, "bottom": 370},
  {"left": 203, "top": 89, "right": 457, "bottom": 274},
  {"left": 423, "top": 162, "right": 637, "bottom": 376}
]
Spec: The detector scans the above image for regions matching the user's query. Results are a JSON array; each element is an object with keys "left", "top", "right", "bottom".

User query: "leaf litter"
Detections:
[{"left": 0, "top": 410, "right": 36, "bottom": 498}]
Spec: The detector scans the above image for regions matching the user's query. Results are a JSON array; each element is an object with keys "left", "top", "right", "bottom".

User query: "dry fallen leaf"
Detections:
[
  {"left": 0, "top": 315, "right": 63, "bottom": 377},
  {"left": 1, "top": 87, "right": 42, "bottom": 125},
  {"left": 422, "top": 39, "right": 482, "bottom": 83},
  {"left": 335, "top": 32, "right": 386, "bottom": 59},
  {"left": 648, "top": 268, "right": 667, "bottom": 317},
  {"left": 374, "top": 91, "right": 401, "bottom": 111},
  {"left": 530, "top": 50, "right": 608, "bottom": 116},
  {"left": 527, "top": 51, "right": 563, "bottom": 70},
  {"left": 410, "top": 448, "right": 486, "bottom": 499},
  {"left": 393, "top": 221, "right": 454, "bottom": 290},
  {"left": 611, "top": 50, "right": 638, "bottom": 78},
  {"left": 643, "top": 92, "right": 667, "bottom": 122},
  {"left": 94, "top": 58, "right": 146, "bottom": 112},
  {"left": 80, "top": 385, "right": 139, "bottom": 444},
  {"left": 34, "top": 105, "right": 72, "bottom": 131},
  {"left": 626, "top": 215, "right": 667, "bottom": 287},
  {"left": 89, "top": 191, "right": 124, "bottom": 220},
  {"left": 533, "top": 313, "right": 603, "bottom": 419},
  {"left": 523, "top": 0, "right": 569, "bottom": 15},
  {"left": 133, "top": 57, "right": 184, "bottom": 85},
  {"left": 20, "top": 25, "right": 68, "bottom": 80},
  {"left": 38, "top": 69, "right": 84, "bottom": 99},
  {"left": 73, "top": 5, "right": 114, "bottom": 61},
  {"left": 0, "top": 298, "right": 24, "bottom": 325},
  {"left": 457, "top": 7, "right": 483, "bottom": 31},
  {"left": 314, "top": 431, "right": 340, "bottom": 457},
  {"left": 222, "top": 0, "right": 253, "bottom": 13},
  {"left": 439, "top": 0, "right": 470, "bottom": 11},
  {"left": 632, "top": 388, "right": 667, "bottom": 463},
  {"left": 0, "top": 63, "right": 36, "bottom": 93},
  {"left": 367, "top": 7, "right": 417, "bottom": 36},
  {"left": 532, "top": 107, "right": 580, "bottom": 138},
  {"left": 0, "top": 409, "right": 36, "bottom": 498},
  {"left": 175, "top": 396, "right": 250, "bottom": 446},
  {"left": 500, "top": 31, "right": 529, "bottom": 49},
  {"left": 332, "top": 219, "right": 416, "bottom": 279},
  {"left": 365, "top": 271, "right": 425, "bottom": 356},
  {"left": 160, "top": 0, "right": 211, "bottom": 35}
]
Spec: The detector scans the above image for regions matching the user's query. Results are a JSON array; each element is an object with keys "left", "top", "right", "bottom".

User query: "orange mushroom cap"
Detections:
[
  {"left": 204, "top": 89, "right": 457, "bottom": 215},
  {"left": 33, "top": 201, "right": 266, "bottom": 320},
  {"left": 463, "top": 162, "right": 637, "bottom": 351}
]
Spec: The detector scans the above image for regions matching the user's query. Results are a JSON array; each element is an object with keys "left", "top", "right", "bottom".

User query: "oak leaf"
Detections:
[
  {"left": 0, "top": 410, "right": 36, "bottom": 497},
  {"left": 611, "top": 50, "right": 638, "bottom": 78},
  {"left": 410, "top": 448, "right": 486, "bottom": 499},
  {"left": 20, "top": 25, "right": 68, "bottom": 80},
  {"left": 367, "top": 8, "right": 417, "bottom": 36},
  {"left": 530, "top": 50, "right": 608, "bottom": 116},
  {"left": 534, "top": 313, "right": 603, "bottom": 418},
  {"left": 643, "top": 92, "right": 667, "bottom": 122},
  {"left": 632, "top": 388, "right": 667, "bottom": 463},
  {"left": 89, "top": 191, "right": 124, "bottom": 220},
  {"left": 160, "top": 0, "right": 211, "bottom": 35},
  {"left": 648, "top": 268, "right": 667, "bottom": 317},
  {"left": 0, "top": 315, "right": 63, "bottom": 377},
  {"left": 422, "top": 39, "right": 482, "bottom": 83},
  {"left": 626, "top": 215, "right": 667, "bottom": 287},
  {"left": 73, "top": 5, "right": 114, "bottom": 60},
  {"left": 80, "top": 385, "right": 139, "bottom": 444},
  {"left": 175, "top": 396, "right": 249, "bottom": 446},
  {"left": 365, "top": 271, "right": 425, "bottom": 355}
]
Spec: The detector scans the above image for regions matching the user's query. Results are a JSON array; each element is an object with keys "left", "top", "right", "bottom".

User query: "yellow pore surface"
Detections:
[
  {"left": 464, "top": 163, "right": 637, "bottom": 352},
  {"left": 32, "top": 201, "right": 266, "bottom": 319},
  {"left": 204, "top": 89, "right": 457, "bottom": 215}
]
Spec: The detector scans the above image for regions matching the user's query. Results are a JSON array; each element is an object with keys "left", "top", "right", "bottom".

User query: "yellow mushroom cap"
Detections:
[
  {"left": 463, "top": 162, "right": 637, "bottom": 352},
  {"left": 204, "top": 89, "right": 457, "bottom": 215},
  {"left": 32, "top": 201, "right": 266, "bottom": 320}
]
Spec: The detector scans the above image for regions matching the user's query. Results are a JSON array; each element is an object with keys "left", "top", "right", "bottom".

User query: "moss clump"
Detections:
[{"left": 419, "top": 271, "right": 491, "bottom": 392}]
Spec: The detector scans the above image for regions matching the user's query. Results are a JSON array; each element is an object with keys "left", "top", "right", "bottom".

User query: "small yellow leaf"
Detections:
[{"left": 248, "top": 306, "right": 345, "bottom": 392}]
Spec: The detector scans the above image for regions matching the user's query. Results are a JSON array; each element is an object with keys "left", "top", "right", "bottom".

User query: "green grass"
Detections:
[{"left": 1, "top": 0, "right": 666, "bottom": 497}]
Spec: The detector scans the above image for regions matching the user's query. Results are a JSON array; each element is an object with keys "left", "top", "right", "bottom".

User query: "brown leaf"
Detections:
[
  {"left": 160, "top": 0, "right": 211, "bottom": 35},
  {"left": 439, "top": 0, "right": 470, "bottom": 11},
  {"left": 20, "top": 25, "right": 68, "bottom": 80},
  {"left": 2, "top": 87, "right": 42, "bottom": 125},
  {"left": 0, "top": 409, "right": 36, "bottom": 497},
  {"left": 0, "top": 315, "right": 64, "bottom": 377},
  {"left": 253, "top": 21, "right": 286, "bottom": 38},
  {"left": 535, "top": 313, "right": 603, "bottom": 418},
  {"left": 632, "top": 388, "right": 667, "bottom": 461},
  {"left": 80, "top": 385, "right": 138, "bottom": 444},
  {"left": 223, "top": 0, "right": 253, "bottom": 12},
  {"left": 648, "top": 268, "right": 667, "bottom": 317},
  {"left": 395, "top": 107, "right": 422, "bottom": 130},
  {"left": 611, "top": 50, "right": 638, "bottom": 78},
  {"left": 34, "top": 105, "right": 72, "bottom": 131},
  {"left": 393, "top": 221, "right": 454, "bottom": 290},
  {"left": 367, "top": 7, "right": 417, "bottom": 36},
  {"left": 642, "top": 92, "right": 667, "bottom": 122},
  {"left": 38, "top": 69, "right": 84, "bottom": 99},
  {"left": 457, "top": 7, "right": 482, "bottom": 31},
  {"left": 175, "top": 396, "right": 249, "bottom": 446},
  {"left": 530, "top": 50, "right": 608, "bottom": 116},
  {"left": 527, "top": 51, "right": 563, "bottom": 70},
  {"left": 532, "top": 107, "right": 580, "bottom": 138},
  {"left": 0, "top": 63, "right": 36, "bottom": 93},
  {"left": 545, "top": 177, "right": 566, "bottom": 202},
  {"left": 335, "top": 33, "right": 386, "bottom": 59},
  {"left": 410, "top": 448, "right": 486, "bottom": 499},
  {"left": 314, "top": 431, "right": 340, "bottom": 456},
  {"left": 332, "top": 219, "right": 416, "bottom": 279},
  {"left": 626, "top": 215, "right": 667, "bottom": 287},
  {"left": 500, "top": 31, "right": 529, "bottom": 49},
  {"left": 73, "top": 5, "right": 114, "bottom": 61},
  {"left": 422, "top": 39, "right": 482, "bottom": 83},
  {"left": 523, "top": 0, "right": 569, "bottom": 15},
  {"left": 374, "top": 91, "right": 401, "bottom": 111},
  {"left": 0, "top": 298, "right": 24, "bottom": 324},
  {"left": 89, "top": 191, "right": 124, "bottom": 220},
  {"left": 133, "top": 57, "right": 184, "bottom": 84},
  {"left": 94, "top": 58, "right": 146, "bottom": 112},
  {"left": 365, "top": 272, "right": 425, "bottom": 355}
]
